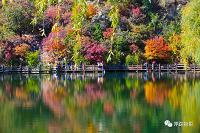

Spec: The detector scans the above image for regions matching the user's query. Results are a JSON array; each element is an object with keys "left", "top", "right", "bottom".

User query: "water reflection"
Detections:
[{"left": 0, "top": 72, "right": 199, "bottom": 133}]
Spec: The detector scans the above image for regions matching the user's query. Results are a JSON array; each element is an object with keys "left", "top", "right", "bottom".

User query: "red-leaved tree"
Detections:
[
  {"left": 129, "top": 44, "right": 139, "bottom": 54},
  {"left": 103, "top": 28, "right": 113, "bottom": 39},
  {"left": 42, "top": 27, "right": 67, "bottom": 63},
  {"left": 84, "top": 43, "right": 106, "bottom": 62},
  {"left": 131, "top": 7, "right": 146, "bottom": 23}
]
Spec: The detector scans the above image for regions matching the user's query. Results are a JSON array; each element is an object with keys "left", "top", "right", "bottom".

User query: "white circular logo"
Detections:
[{"left": 164, "top": 120, "right": 173, "bottom": 127}]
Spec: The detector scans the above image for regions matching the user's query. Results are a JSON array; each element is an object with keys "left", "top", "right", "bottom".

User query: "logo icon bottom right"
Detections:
[{"left": 164, "top": 120, "right": 173, "bottom": 127}]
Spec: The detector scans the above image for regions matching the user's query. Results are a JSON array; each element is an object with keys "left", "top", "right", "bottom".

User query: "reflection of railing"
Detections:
[{"left": 0, "top": 64, "right": 199, "bottom": 73}]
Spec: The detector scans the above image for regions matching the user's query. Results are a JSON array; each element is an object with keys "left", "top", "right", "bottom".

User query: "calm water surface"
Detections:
[{"left": 0, "top": 72, "right": 199, "bottom": 133}]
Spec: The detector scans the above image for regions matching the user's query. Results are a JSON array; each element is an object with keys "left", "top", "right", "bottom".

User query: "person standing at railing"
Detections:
[
  {"left": 80, "top": 61, "right": 82, "bottom": 69},
  {"left": 56, "top": 62, "right": 61, "bottom": 71},
  {"left": 118, "top": 61, "right": 122, "bottom": 69},
  {"left": 63, "top": 62, "right": 65, "bottom": 70},
  {"left": 68, "top": 62, "right": 71, "bottom": 70},
  {"left": 153, "top": 60, "right": 156, "bottom": 71},
  {"left": 144, "top": 62, "right": 148, "bottom": 72},
  {"left": 97, "top": 62, "right": 100, "bottom": 68},
  {"left": 174, "top": 62, "right": 177, "bottom": 70},
  {"left": 101, "top": 61, "right": 104, "bottom": 70}
]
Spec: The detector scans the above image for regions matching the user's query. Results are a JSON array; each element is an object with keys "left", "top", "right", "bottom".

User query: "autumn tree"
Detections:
[
  {"left": 130, "top": 7, "right": 146, "bottom": 24},
  {"left": 144, "top": 36, "right": 171, "bottom": 60},
  {"left": 180, "top": 0, "right": 200, "bottom": 64},
  {"left": 42, "top": 27, "right": 67, "bottom": 63},
  {"left": 86, "top": 4, "right": 98, "bottom": 19},
  {"left": 14, "top": 44, "right": 30, "bottom": 57},
  {"left": 168, "top": 33, "right": 182, "bottom": 62},
  {"left": 84, "top": 43, "right": 106, "bottom": 63},
  {"left": 103, "top": 28, "right": 113, "bottom": 39}
]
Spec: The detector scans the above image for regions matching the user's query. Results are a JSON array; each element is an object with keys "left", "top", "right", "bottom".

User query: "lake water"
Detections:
[{"left": 0, "top": 72, "right": 199, "bottom": 133}]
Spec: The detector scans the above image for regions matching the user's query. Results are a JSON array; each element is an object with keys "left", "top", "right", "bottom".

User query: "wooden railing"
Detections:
[{"left": 0, "top": 64, "right": 199, "bottom": 73}]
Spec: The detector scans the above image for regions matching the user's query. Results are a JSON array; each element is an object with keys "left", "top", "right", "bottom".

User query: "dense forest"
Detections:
[{"left": 0, "top": 0, "right": 199, "bottom": 66}]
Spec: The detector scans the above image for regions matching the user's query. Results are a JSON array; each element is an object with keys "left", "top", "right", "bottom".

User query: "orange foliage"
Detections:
[
  {"left": 144, "top": 81, "right": 171, "bottom": 106},
  {"left": 67, "top": 28, "right": 74, "bottom": 35},
  {"left": 144, "top": 36, "right": 171, "bottom": 60},
  {"left": 15, "top": 88, "right": 29, "bottom": 100},
  {"left": 14, "top": 43, "right": 30, "bottom": 57},
  {"left": 103, "top": 102, "right": 115, "bottom": 115},
  {"left": 86, "top": 4, "right": 98, "bottom": 19}
]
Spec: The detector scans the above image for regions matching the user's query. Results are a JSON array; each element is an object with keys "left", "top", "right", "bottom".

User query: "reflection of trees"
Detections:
[
  {"left": 168, "top": 80, "right": 200, "bottom": 132},
  {"left": 144, "top": 81, "right": 171, "bottom": 105},
  {"left": 0, "top": 73, "right": 200, "bottom": 133},
  {"left": 0, "top": 99, "right": 55, "bottom": 133},
  {"left": 41, "top": 80, "right": 68, "bottom": 116}
]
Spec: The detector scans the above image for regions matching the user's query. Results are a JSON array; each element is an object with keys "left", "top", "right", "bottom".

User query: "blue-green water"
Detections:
[{"left": 0, "top": 72, "right": 199, "bottom": 133}]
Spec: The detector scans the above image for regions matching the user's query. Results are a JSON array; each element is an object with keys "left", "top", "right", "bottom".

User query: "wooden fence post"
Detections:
[
  {"left": 2, "top": 65, "right": 4, "bottom": 73},
  {"left": 167, "top": 64, "right": 169, "bottom": 72},
  {"left": 50, "top": 64, "right": 52, "bottom": 73},
  {"left": 20, "top": 65, "right": 22, "bottom": 73},
  {"left": 137, "top": 64, "right": 138, "bottom": 72},
  {"left": 176, "top": 64, "right": 177, "bottom": 73},
  {"left": 152, "top": 64, "right": 154, "bottom": 72},
  {"left": 11, "top": 65, "right": 13, "bottom": 73},
  {"left": 159, "top": 63, "right": 160, "bottom": 72},
  {"left": 28, "top": 65, "right": 31, "bottom": 73},
  {"left": 83, "top": 64, "right": 85, "bottom": 71},
  {"left": 194, "top": 63, "right": 196, "bottom": 73}
]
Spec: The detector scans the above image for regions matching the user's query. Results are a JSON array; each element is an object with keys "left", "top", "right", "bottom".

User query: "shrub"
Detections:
[
  {"left": 103, "top": 28, "right": 113, "bottom": 39},
  {"left": 130, "top": 7, "right": 146, "bottom": 24},
  {"left": 113, "top": 37, "right": 129, "bottom": 51},
  {"left": 93, "top": 23, "right": 104, "bottom": 41},
  {"left": 26, "top": 50, "right": 40, "bottom": 66},
  {"left": 126, "top": 55, "right": 134, "bottom": 65},
  {"left": 125, "top": 52, "right": 140, "bottom": 65}
]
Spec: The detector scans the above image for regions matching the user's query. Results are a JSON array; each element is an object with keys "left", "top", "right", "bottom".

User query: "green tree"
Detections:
[
  {"left": 0, "top": 2, "right": 33, "bottom": 37},
  {"left": 26, "top": 50, "right": 40, "bottom": 66},
  {"left": 93, "top": 23, "right": 104, "bottom": 41},
  {"left": 107, "top": 0, "right": 119, "bottom": 63},
  {"left": 180, "top": 0, "right": 200, "bottom": 64},
  {"left": 71, "top": 0, "right": 87, "bottom": 63},
  {"left": 125, "top": 52, "right": 140, "bottom": 65}
]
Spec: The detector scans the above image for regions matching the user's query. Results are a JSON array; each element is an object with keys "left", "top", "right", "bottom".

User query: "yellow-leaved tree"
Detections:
[
  {"left": 180, "top": 0, "right": 200, "bottom": 64},
  {"left": 168, "top": 33, "right": 182, "bottom": 62}
]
